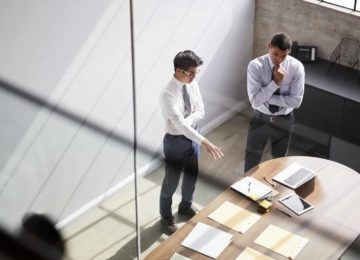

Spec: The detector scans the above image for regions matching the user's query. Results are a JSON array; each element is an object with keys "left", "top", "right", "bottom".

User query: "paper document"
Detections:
[
  {"left": 181, "top": 222, "right": 233, "bottom": 259},
  {"left": 254, "top": 224, "right": 309, "bottom": 259},
  {"left": 208, "top": 201, "right": 261, "bottom": 233},
  {"left": 231, "top": 176, "right": 273, "bottom": 201},
  {"left": 236, "top": 247, "right": 275, "bottom": 260},
  {"left": 170, "top": 253, "right": 190, "bottom": 260}
]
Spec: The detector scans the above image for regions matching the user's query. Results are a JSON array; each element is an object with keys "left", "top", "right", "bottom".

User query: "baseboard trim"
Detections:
[{"left": 56, "top": 157, "right": 163, "bottom": 229}]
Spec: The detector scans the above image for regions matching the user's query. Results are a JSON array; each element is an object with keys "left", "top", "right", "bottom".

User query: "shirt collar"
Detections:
[
  {"left": 171, "top": 76, "right": 187, "bottom": 89},
  {"left": 267, "top": 54, "right": 287, "bottom": 68}
]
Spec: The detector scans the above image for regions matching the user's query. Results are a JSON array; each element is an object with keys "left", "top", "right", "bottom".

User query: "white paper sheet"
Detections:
[{"left": 181, "top": 222, "right": 233, "bottom": 259}]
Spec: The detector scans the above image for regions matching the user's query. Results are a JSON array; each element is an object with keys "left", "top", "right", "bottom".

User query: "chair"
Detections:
[{"left": 328, "top": 37, "right": 360, "bottom": 74}]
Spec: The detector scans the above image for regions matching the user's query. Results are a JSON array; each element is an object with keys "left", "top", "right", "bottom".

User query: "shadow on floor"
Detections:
[
  {"left": 106, "top": 212, "right": 194, "bottom": 260},
  {"left": 106, "top": 220, "right": 165, "bottom": 260}
]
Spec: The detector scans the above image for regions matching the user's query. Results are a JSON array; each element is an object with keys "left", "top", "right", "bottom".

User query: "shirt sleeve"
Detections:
[
  {"left": 160, "top": 90, "right": 205, "bottom": 144},
  {"left": 247, "top": 60, "right": 279, "bottom": 108},
  {"left": 268, "top": 62, "right": 305, "bottom": 108}
]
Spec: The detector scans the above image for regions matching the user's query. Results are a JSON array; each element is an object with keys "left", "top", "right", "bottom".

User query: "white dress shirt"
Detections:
[
  {"left": 247, "top": 54, "right": 305, "bottom": 115},
  {"left": 160, "top": 76, "right": 205, "bottom": 144}
]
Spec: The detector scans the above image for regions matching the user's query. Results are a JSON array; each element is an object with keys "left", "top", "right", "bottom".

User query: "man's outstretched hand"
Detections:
[{"left": 202, "top": 139, "right": 224, "bottom": 159}]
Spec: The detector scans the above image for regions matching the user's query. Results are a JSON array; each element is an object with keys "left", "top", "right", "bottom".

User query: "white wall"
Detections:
[{"left": 0, "top": 0, "right": 254, "bottom": 229}]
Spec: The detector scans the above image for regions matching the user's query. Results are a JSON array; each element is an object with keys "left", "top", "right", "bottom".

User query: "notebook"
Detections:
[
  {"left": 272, "top": 163, "right": 315, "bottom": 189},
  {"left": 231, "top": 176, "right": 273, "bottom": 201}
]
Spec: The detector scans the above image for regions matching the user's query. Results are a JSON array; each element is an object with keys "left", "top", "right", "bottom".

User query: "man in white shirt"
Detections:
[
  {"left": 159, "top": 50, "right": 224, "bottom": 234},
  {"left": 244, "top": 32, "right": 305, "bottom": 173}
]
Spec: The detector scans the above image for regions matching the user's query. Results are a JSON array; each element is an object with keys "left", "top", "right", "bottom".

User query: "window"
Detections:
[{"left": 321, "top": 0, "right": 359, "bottom": 11}]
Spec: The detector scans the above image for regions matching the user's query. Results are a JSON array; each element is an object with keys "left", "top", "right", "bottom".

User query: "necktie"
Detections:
[
  {"left": 268, "top": 66, "right": 280, "bottom": 114},
  {"left": 182, "top": 84, "right": 191, "bottom": 117}
]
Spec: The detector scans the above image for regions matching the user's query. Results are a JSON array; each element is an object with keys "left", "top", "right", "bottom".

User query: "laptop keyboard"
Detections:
[{"left": 284, "top": 168, "right": 312, "bottom": 186}]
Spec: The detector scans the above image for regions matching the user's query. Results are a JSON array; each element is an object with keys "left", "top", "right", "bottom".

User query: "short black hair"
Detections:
[
  {"left": 270, "top": 32, "right": 292, "bottom": 51},
  {"left": 173, "top": 50, "right": 203, "bottom": 71}
]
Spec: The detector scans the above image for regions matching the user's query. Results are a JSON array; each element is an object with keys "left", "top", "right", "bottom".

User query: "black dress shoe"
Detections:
[
  {"left": 178, "top": 205, "right": 197, "bottom": 218},
  {"left": 161, "top": 216, "right": 178, "bottom": 235}
]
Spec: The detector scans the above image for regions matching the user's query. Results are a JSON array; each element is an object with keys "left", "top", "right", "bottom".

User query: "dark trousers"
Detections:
[
  {"left": 244, "top": 110, "right": 295, "bottom": 173},
  {"left": 159, "top": 134, "right": 200, "bottom": 219}
]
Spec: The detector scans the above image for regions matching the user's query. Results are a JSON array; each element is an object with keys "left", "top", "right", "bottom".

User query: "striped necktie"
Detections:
[{"left": 182, "top": 84, "right": 191, "bottom": 117}]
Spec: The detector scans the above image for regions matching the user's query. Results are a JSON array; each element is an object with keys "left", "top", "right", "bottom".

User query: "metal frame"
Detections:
[{"left": 320, "top": 0, "right": 359, "bottom": 12}]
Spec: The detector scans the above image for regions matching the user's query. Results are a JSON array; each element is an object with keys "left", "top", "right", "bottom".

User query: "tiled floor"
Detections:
[{"left": 62, "top": 107, "right": 304, "bottom": 260}]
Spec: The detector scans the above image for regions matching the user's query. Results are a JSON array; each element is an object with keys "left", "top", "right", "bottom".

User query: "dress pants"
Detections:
[
  {"left": 244, "top": 110, "right": 295, "bottom": 173},
  {"left": 160, "top": 134, "right": 200, "bottom": 219}
]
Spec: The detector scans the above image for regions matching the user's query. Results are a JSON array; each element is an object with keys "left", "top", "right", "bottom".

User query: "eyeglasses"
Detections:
[{"left": 180, "top": 69, "right": 200, "bottom": 77}]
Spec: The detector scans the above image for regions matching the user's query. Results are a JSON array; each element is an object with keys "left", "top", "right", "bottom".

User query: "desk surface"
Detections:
[
  {"left": 304, "top": 59, "right": 360, "bottom": 102},
  {"left": 145, "top": 156, "right": 360, "bottom": 260}
]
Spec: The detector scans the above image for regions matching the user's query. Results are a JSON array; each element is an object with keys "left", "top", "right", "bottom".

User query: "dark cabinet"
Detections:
[
  {"left": 341, "top": 100, "right": 360, "bottom": 145},
  {"left": 295, "top": 86, "right": 343, "bottom": 136},
  {"left": 290, "top": 59, "right": 360, "bottom": 171}
]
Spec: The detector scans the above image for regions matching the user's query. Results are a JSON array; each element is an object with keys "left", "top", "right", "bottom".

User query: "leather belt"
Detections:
[{"left": 254, "top": 110, "right": 292, "bottom": 122}]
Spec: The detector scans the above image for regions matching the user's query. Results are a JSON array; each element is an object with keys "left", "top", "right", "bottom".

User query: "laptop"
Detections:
[{"left": 272, "top": 163, "right": 315, "bottom": 189}]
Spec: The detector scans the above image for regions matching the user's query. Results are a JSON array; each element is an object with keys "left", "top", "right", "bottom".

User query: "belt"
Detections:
[
  {"left": 254, "top": 110, "right": 292, "bottom": 123},
  {"left": 166, "top": 133, "right": 184, "bottom": 138}
]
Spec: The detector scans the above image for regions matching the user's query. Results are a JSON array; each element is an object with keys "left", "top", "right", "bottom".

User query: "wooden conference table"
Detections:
[{"left": 145, "top": 156, "right": 360, "bottom": 259}]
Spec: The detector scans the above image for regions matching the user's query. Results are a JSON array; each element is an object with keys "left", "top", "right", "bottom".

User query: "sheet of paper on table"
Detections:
[
  {"left": 181, "top": 222, "right": 233, "bottom": 259},
  {"left": 235, "top": 247, "right": 275, "bottom": 260},
  {"left": 208, "top": 201, "right": 261, "bottom": 233},
  {"left": 169, "top": 252, "right": 190, "bottom": 260},
  {"left": 254, "top": 224, "right": 309, "bottom": 259}
]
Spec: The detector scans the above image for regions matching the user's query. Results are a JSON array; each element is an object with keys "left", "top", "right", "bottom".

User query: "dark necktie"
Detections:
[
  {"left": 268, "top": 66, "right": 280, "bottom": 114},
  {"left": 182, "top": 84, "right": 191, "bottom": 117}
]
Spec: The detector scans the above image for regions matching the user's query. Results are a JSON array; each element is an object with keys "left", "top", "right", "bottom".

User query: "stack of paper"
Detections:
[
  {"left": 231, "top": 176, "right": 273, "bottom": 201},
  {"left": 181, "top": 222, "right": 233, "bottom": 259},
  {"left": 254, "top": 224, "right": 309, "bottom": 259},
  {"left": 208, "top": 201, "right": 261, "bottom": 233}
]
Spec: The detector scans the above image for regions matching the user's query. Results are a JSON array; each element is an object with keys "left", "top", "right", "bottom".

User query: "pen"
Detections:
[
  {"left": 276, "top": 208, "right": 292, "bottom": 218},
  {"left": 263, "top": 177, "right": 275, "bottom": 187},
  {"left": 248, "top": 181, "right": 251, "bottom": 193}
]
